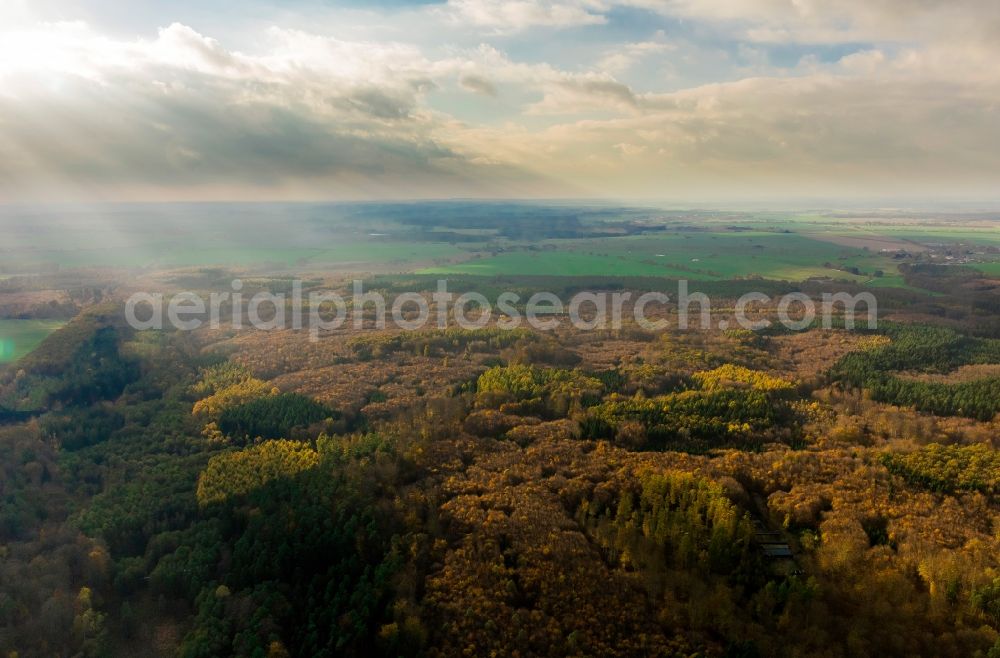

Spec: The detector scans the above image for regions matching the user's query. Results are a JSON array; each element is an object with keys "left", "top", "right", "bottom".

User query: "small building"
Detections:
[{"left": 760, "top": 544, "right": 793, "bottom": 559}]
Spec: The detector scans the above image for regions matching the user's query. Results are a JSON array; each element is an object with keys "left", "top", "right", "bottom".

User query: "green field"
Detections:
[
  {"left": 873, "top": 227, "right": 1000, "bottom": 245},
  {"left": 420, "top": 231, "right": 899, "bottom": 283},
  {"left": 2, "top": 204, "right": 997, "bottom": 286},
  {"left": 973, "top": 261, "right": 1000, "bottom": 276},
  {"left": 741, "top": 215, "right": 1000, "bottom": 245},
  {"left": 1, "top": 241, "right": 466, "bottom": 271},
  {"left": 0, "top": 320, "right": 67, "bottom": 365}
]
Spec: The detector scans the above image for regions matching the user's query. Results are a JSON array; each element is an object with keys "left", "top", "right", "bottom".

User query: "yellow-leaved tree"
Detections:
[{"left": 196, "top": 439, "right": 320, "bottom": 506}]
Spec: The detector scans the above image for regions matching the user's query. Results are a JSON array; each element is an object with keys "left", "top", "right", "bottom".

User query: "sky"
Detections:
[{"left": 0, "top": 0, "right": 998, "bottom": 203}]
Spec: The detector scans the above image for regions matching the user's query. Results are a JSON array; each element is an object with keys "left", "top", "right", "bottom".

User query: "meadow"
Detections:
[
  {"left": 974, "top": 262, "right": 1000, "bottom": 276},
  {"left": 420, "top": 231, "right": 907, "bottom": 283},
  {"left": 0, "top": 204, "right": 469, "bottom": 272},
  {"left": 0, "top": 240, "right": 465, "bottom": 272},
  {"left": 1, "top": 204, "right": 997, "bottom": 289},
  {"left": 0, "top": 319, "right": 67, "bottom": 364}
]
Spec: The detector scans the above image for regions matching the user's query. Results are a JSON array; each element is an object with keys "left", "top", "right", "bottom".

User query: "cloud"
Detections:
[
  {"left": 459, "top": 74, "right": 498, "bottom": 96},
  {"left": 597, "top": 35, "right": 675, "bottom": 73},
  {"left": 439, "top": 0, "right": 609, "bottom": 30},
  {"left": 433, "top": 0, "right": 1000, "bottom": 48},
  {"left": 0, "top": 0, "right": 33, "bottom": 28},
  {"left": 527, "top": 76, "right": 639, "bottom": 114},
  {"left": 636, "top": 0, "right": 1000, "bottom": 46},
  {"left": 613, "top": 142, "right": 647, "bottom": 156},
  {"left": 0, "top": 22, "right": 562, "bottom": 200},
  {"left": 444, "top": 46, "right": 1000, "bottom": 198},
  {"left": 428, "top": 0, "right": 1000, "bottom": 47},
  {"left": 154, "top": 23, "right": 242, "bottom": 72},
  {"left": 442, "top": 45, "right": 643, "bottom": 115},
  {"left": 1, "top": 10, "right": 1000, "bottom": 201}
]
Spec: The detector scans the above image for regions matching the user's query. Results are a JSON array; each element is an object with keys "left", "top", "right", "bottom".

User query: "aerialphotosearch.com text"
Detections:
[{"left": 125, "top": 279, "right": 877, "bottom": 341}]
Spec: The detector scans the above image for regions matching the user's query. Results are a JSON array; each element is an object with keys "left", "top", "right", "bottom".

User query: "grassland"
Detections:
[
  {"left": 0, "top": 241, "right": 466, "bottom": 271},
  {"left": 973, "top": 261, "right": 1000, "bottom": 276},
  {"left": 0, "top": 319, "right": 67, "bottom": 365},
  {"left": 420, "top": 231, "right": 901, "bottom": 284},
  {"left": 1, "top": 204, "right": 997, "bottom": 287},
  {"left": 151, "top": 241, "right": 463, "bottom": 269}
]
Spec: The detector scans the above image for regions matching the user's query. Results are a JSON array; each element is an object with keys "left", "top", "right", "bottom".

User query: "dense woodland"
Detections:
[
  {"left": 1, "top": 276, "right": 1000, "bottom": 658},
  {"left": 831, "top": 323, "right": 1000, "bottom": 420}
]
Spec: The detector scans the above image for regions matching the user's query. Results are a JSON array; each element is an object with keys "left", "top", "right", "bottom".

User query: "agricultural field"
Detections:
[
  {"left": 0, "top": 240, "right": 466, "bottom": 272},
  {"left": 974, "top": 261, "right": 1000, "bottom": 276},
  {"left": 0, "top": 319, "right": 67, "bottom": 364},
  {"left": 417, "top": 212, "right": 999, "bottom": 288},
  {"left": 0, "top": 204, "right": 472, "bottom": 272},
  {"left": 4, "top": 205, "right": 997, "bottom": 288},
  {"left": 420, "top": 231, "right": 901, "bottom": 283}
]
